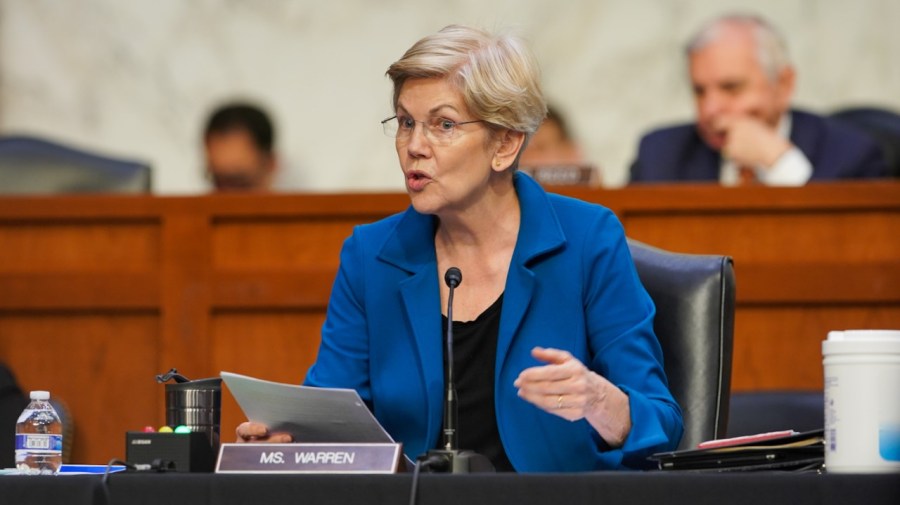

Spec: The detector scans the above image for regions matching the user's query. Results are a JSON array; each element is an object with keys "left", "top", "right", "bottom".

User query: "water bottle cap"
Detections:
[{"left": 29, "top": 391, "right": 50, "bottom": 400}]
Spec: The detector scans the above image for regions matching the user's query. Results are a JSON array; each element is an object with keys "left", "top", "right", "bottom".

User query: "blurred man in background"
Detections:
[
  {"left": 630, "top": 14, "right": 886, "bottom": 186},
  {"left": 203, "top": 103, "right": 277, "bottom": 191}
]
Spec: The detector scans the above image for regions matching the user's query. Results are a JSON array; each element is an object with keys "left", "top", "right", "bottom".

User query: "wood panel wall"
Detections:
[{"left": 1, "top": 181, "right": 898, "bottom": 464}]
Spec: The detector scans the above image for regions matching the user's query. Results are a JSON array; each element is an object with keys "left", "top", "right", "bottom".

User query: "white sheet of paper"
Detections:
[{"left": 221, "top": 371, "right": 394, "bottom": 443}]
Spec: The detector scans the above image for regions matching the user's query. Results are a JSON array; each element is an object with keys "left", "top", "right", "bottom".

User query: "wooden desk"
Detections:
[{"left": 1, "top": 181, "right": 898, "bottom": 464}]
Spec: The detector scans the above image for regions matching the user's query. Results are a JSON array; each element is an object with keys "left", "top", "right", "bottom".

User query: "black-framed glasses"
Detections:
[{"left": 381, "top": 114, "right": 485, "bottom": 145}]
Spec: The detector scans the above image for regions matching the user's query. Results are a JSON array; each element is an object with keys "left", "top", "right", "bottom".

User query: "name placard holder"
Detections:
[
  {"left": 215, "top": 443, "right": 403, "bottom": 474},
  {"left": 520, "top": 164, "right": 597, "bottom": 186}
]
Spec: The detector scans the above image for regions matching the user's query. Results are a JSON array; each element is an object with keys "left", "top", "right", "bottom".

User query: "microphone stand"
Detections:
[{"left": 418, "top": 267, "right": 494, "bottom": 473}]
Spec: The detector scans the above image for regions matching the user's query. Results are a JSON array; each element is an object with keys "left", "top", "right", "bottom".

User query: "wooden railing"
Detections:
[{"left": 1, "top": 181, "right": 898, "bottom": 464}]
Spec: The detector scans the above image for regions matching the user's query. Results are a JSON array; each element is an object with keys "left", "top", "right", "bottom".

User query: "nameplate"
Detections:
[
  {"left": 520, "top": 164, "right": 597, "bottom": 186},
  {"left": 215, "top": 443, "right": 402, "bottom": 474}
]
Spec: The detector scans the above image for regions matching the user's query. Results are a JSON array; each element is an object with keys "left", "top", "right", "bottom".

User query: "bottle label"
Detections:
[{"left": 15, "top": 434, "right": 63, "bottom": 453}]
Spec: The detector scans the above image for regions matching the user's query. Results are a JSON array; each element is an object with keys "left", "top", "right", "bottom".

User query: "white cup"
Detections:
[{"left": 823, "top": 330, "right": 900, "bottom": 473}]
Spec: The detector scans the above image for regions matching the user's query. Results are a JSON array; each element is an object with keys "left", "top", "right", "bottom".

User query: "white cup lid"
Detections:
[{"left": 827, "top": 330, "right": 900, "bottom": 341}]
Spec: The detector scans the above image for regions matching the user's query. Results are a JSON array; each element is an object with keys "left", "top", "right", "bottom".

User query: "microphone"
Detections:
[
  {"left": 444, "top": 267, "right": 462, "bottom": 290},
  {"left": 417, "top": 267, "right": 493, "bottom": 474},
  {"left": 442, "top": 267, "right": 461, "bottom": 451}
]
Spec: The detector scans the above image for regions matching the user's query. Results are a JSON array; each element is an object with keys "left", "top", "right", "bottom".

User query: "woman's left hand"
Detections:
[{"left": 514, "top": 346, "right": 632, "bottom": 447}]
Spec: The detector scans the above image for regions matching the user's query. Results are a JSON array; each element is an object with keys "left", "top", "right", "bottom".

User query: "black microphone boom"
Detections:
[
  {"left": 442, "top": 267, "right": 461, "bottom": 451},
  {"left": 417, "top": 267, "right": 494, "bottom": 474}
]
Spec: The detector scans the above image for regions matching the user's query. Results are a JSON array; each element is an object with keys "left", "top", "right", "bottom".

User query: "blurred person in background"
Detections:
[
  {"left": 630, "top": 14, "right": 886, "bottom": 186},
  {"left": 520, "top": 105, "right": 600, "bottom": 186},
  {"left": 203, "top": 102, "right": 278, "bottom": 191}
]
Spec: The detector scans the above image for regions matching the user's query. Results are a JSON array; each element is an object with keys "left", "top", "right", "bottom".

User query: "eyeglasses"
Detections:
[{"left": 381, "top": 114, "right": 485, "bottom": 145}]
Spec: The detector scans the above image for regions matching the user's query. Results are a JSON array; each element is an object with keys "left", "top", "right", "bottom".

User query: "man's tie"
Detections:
[{"left": 737, "top": 165, "right": 758, "bottom": 186}]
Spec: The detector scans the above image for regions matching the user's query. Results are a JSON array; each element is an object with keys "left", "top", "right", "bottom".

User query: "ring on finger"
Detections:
[{"left": 556, "top": 394, "right": 564, "bottom": 409}]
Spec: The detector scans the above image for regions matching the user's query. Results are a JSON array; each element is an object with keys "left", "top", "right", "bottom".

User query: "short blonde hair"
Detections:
[{"left": 386, "top": 25, "right": 547, "bottom": 139}]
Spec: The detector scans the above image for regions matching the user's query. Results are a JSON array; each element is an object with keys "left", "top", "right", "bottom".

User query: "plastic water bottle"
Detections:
[{"left": 15, "top": 391, "right": 63, "bottom": 475}]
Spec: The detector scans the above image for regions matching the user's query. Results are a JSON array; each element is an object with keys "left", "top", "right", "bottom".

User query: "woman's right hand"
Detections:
[{"left": 235, "top": 421, "right": 293, "bottom": 443}]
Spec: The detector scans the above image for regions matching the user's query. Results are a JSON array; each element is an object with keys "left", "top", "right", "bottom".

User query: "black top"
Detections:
[{"left": 440, "top": 294, "right": 514, "bottom": 471}]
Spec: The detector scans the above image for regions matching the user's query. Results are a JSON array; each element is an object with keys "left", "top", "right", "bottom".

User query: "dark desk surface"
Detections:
[{"left": 3, "top": 472, "right": 898, "bottom": 505}]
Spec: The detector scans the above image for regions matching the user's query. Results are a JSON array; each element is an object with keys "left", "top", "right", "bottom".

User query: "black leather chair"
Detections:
[
  {"left": 0, "top": 135, "right": 151, "bottom": 194},
  {"left": 830, "top": 106, "right": 900, "bottom": 178},
  {"left": 727, "top": 390, "right": 823, "bottom": 437},
  {"left": 628, "top": 239, "right": 735, "bottom": 450}
]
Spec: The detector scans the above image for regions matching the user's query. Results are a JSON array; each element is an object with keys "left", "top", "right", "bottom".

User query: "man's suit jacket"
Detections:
[
  {"left": 305, "top": 173, "right": 683, "bottom": 472},
  {"left": 630, "top": 109, "right": 887, "bottom": 183}
]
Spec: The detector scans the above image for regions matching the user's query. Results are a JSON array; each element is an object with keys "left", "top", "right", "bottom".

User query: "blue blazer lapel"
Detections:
[
  {"left": 398, "top": 270, "right": 444, "bottom": 440},
  {"left": 497, "top": 174, "right": 566, "bottom": 370},
  {"left": 377, "top": 208, "right": 444, "bottom": 440},
  {"left": 499, "top": 262, "right": 536, "bottom": 369}
]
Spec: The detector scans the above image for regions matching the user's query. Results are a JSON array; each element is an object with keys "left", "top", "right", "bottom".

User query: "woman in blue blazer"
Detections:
[{"left": 238, "top": 25, "right": 682, "bottom": 472}]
